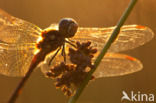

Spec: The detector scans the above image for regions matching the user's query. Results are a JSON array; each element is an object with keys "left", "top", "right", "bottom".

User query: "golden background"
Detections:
[{"left": 0, "top": 0, "right": 155, "bottom": 103}]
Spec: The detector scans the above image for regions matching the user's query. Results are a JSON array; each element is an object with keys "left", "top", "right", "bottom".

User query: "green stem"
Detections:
[{"left": 68, "top": 0, "right": 138, "bottom": 103}]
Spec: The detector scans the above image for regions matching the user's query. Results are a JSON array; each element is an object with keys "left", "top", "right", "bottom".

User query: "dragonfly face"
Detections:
[
  {"left": 59, "top": 18, "right": 78, "bottom": 38},
  {"left": 0, "top": 9, "right": 154, "bottom": 77}
]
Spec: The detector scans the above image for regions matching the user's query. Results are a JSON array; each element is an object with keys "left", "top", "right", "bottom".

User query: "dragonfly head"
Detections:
[{"left": 59, "top": 18, "right": 78, "bottom": 38}]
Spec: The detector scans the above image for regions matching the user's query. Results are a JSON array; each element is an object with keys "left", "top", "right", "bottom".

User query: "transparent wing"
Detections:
[
  {"left": 93, "top": 53, "right": 143, "bottom": 78},
  {"left": 40, "top": 51, "right": 142, "bottom": 78},
  {"left": 0, "top": 9, "right": 42, "bottom": 44},
  {"left": 73, "top": 25, "right": 154, "bottom": 52},
  {"left": 0, "top": 9, "right": 42, "bottom": 76},
  {"left": 0, "top": 43, "right": 35, "bottom": 76}
]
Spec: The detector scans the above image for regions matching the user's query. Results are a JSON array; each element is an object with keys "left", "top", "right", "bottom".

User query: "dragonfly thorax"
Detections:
[{"left": 36, "top": 30, "right": 65, "bottom": 54}]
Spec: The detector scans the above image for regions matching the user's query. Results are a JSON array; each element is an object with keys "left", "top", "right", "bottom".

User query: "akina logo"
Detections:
[{"left": 121, "top": 90, "right": 154, "bottom": 102}]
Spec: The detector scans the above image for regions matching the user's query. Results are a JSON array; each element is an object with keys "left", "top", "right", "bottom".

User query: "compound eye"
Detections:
[
  {"left": 67, "top": 22, "right": 78, "bottom": 37},
  {"left": 59, "top": 18, "right": 78, "bottom": 38}
]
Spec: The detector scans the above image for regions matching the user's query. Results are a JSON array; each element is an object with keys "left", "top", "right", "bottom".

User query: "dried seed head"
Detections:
[{"left": 46, "top": 41, "right": 97, "bottom": 96}]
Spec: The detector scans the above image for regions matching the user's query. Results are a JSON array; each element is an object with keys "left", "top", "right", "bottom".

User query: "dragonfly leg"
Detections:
[
  {"left": 61, "top": 44, "right": 66, "bottom": 63},
  {"left": 65, "top": 40, "right": 77, "bottom": 48},
  {"left": 48, "top": 47, "right": 61, "bottom": 66},
  {"left": 67, "top": 38, "right": 75, "bottom": 43}
]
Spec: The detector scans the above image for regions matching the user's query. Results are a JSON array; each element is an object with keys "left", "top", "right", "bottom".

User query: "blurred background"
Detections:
[{"left": 0, "top": 0, "right": 156, "bottom": 103}]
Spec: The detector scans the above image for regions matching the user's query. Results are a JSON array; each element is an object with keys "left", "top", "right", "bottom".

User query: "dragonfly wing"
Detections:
[
  {"left": 72, "top": 25, "right": 154, "bottom": 52},
  {"left": 93, "top": 53, "right": 143, "bottom": 78},
  {"left": 0, "top": 43, "right": 35, "bottom": 77},
  {"left": 0, "top": 9, "right": 42, "bottom": 44}
]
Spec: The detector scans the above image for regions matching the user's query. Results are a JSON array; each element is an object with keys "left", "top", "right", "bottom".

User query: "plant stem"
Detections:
[{"left": 68, "top": 0, "right": 138, "bottom": 103}]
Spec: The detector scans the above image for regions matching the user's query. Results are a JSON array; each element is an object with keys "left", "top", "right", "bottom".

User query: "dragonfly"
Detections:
[{"left": 0, "top": 8, "right": 154, "bottom": 78}]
